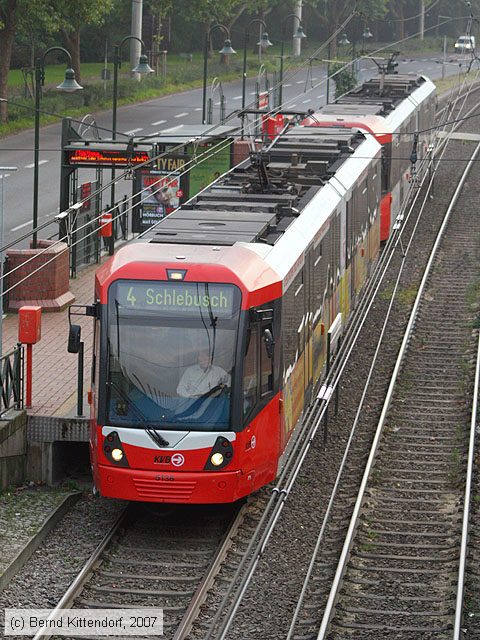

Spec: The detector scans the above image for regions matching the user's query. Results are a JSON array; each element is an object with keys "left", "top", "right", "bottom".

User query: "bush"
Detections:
[{"left": 329, "top": 62, "right": 357, "bottom": 99}]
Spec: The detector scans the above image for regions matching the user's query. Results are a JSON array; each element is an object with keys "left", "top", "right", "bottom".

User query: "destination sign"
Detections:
[
  {"left": 111, "top": 281, "right": 238, "bottom": 318},
  {"left": 66, "top": 148, "right": 151, "bottom": 167}
]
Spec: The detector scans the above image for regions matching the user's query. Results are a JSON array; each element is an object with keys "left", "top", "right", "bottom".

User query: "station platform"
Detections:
[{"left": 2, "top": 260, "right": 99, "bottom": 419}]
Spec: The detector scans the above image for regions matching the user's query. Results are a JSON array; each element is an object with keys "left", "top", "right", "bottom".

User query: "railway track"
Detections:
[
  {"left": 173, "top": 81, "right": 480, "bottom": 640},
  {"left": 26, "top": 79, "right": 480, "bottom": 640},
  {"left": 288, "top": 144, "right": 480, "bottom": 640},
  {"left": 32, "top": 502, "right": 247, "bottom": 640}
]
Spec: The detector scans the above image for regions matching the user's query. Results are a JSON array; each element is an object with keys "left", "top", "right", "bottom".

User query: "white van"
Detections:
[{"left": 454, "top": 35, "right": 475, "bottom": 52}]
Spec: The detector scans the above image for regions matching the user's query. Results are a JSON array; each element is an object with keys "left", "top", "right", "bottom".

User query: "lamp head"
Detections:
[
  {"left": 132, "top": 54, "right": 154, "bottom": 74},
  {"left": 363, "top": 26, "right": 373, "bottom": 39},
  {"left": 258, "top": 32, "right": 273, "bottom": 49},
  {"left": 219, "top": 39, "right": 236, "bottom": 55},
  {"left": 339, "top": 32, "right": 350, "bottom": 46},
  {"left": 294, "top": 25, "right": 307, "bottom": 39},
  {"left": 57, "top": 68, "right": 83, "bottom": 92}
]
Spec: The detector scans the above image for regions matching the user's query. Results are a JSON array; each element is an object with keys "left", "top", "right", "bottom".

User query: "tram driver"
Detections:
[{"left": 177, "top": 349, "right": 230, "bottom": 398}]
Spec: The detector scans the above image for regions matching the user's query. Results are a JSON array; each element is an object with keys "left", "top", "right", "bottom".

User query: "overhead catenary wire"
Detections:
[
  {"left": 0, "top": 134, "right": 236, "bottom": 294},
  {"left": 1, "top": 15, "right": 476, "bottom": 296},
  {"left": 2, "top": 76, "right": 479, "bottom": 295},
  {"left": 203, "top": 60, "right": 480, "bottom": 640},
  {"left": 286, "top": 63, "right": 480, "bottom": 638}
]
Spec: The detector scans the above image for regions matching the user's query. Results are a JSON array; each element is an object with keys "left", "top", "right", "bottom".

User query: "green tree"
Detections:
[
  {"left": 50, "top": 0, "right": 114, "bottom": 82},
  {"left": 0, "top": 0, "right": 18, "bottom": 122},
  {"left": 305, "top": 0, "right": 388, "bottom": 56},
  {"left": 177, "top": 0, "right": 249, "bottom": 55}
]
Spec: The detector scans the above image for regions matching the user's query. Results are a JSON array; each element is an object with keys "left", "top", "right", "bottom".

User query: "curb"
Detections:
[{"left": 0, "top": 491, "right": 82, "bottom": 592}]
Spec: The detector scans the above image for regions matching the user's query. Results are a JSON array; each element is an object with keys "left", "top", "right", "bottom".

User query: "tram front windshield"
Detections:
[{"left": 106, "top": 280, "right": 241, "bottom": 431}]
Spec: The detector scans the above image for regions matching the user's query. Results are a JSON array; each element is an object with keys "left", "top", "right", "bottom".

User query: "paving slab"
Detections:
[{"left": 2, "top": 260, "right": 101, "bottom": 418}]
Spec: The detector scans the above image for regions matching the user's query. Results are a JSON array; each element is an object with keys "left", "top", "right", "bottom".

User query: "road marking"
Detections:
[
  {"left": 151, "top": 119, "right": 167, "bottom": 125},
  {"left": 11, "top": 221, "right": 31, "bottom": 232},
  {"left": 233, "top": 95, "right": 242, "bottom": 100},
  {"left": 161, "top": 125, "right": 184, "bottom": 133},
  {"left": 0, "top": 174, "right": 10, "bottom": 179},
  {"left": 290, "top": 103, "right": 297, "bottom": 108},
  {"left": 174, "top": 112, "right": 188, "bottom": 118},
  {"left": 284, "top": 83, "right": 292, "bottom": 87},
  {"left": 24, "top": 160, "right": 48, "bottom": 169},
  {"left": 318, "top": 94, "right": 325, "bottom": 98},
  {"left": 303, "top": 99, "right": 312, "bottom": 103},
  {"left": 124, "top": 128, "right": 143, "bottom": 135},
  {"left": 296, "top": 80, "right": 304, "bottom": 84},
  {"left": 194, "top": 107, "right": 202, "bottom": 111}
]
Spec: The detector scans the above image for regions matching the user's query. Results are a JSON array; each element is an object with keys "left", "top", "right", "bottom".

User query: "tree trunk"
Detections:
[
  {"left": 0, "top": 0, "right": 18, "bottom": 123},
  {"left": 62, "top": 28, "right": 81, "bottom": 83},
  {"left": 397, "top": 5, "right": 404, "bottom": 41}
]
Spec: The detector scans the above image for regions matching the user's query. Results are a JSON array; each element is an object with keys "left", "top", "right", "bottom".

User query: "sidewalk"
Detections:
[{"left": 2, "top": 260, "right": 100, "bottom": 418}]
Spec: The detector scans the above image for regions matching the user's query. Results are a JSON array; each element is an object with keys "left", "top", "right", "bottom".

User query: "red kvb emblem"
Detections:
[{"left": 171, "top": 453, "right": 185, "bottom": 467}]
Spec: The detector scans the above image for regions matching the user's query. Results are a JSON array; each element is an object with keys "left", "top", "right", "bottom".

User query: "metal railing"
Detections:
[
  {"left": 68, "top": 195, "right": 129, "bottom": 277},
  {"left": 0, "top": 343, "right": 24, "bottom": 415}
]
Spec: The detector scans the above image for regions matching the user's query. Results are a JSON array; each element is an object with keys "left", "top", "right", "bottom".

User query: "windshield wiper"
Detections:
[{"left": 108, "top": 379, "right": 170, "bottom": 446}]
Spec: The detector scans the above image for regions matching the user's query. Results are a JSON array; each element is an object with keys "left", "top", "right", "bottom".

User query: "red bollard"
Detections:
[
  {"left": 99, "top": 213, "right": 113, "bottom": 237},
  {"left": 18, "top": 306, "right": 42, "bottom": 408}
]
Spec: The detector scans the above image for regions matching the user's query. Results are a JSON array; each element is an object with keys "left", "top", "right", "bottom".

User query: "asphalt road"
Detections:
[{"left": 0, "top": 54, "right": 467, "bottom": 249}]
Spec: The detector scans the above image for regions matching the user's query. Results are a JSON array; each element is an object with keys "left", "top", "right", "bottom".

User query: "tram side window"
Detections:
[
  {"left": 260, "top": 324, "right": 274, "bottom": 396},
  {"left": 243, "top": 325, "right": 258, "bottom": 417}
]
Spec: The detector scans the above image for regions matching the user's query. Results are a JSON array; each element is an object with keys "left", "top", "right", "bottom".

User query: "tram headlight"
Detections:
[
  {"left": 204, "top": 436, "right": 234, "bottom": 471},
  {"left": 210, "top": 452, "right": 224, "bottom": 466},
  {"left": 103, "top": 432, "right": 129, "bottom": 467},
  {"left": 111, "top": 448, "right": 124, "bottom": 462}
]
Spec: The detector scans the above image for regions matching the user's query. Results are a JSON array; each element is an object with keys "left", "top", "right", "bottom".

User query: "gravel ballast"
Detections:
[
  {"left": 0, "top": 492, "right": 125, "bottom": 635},
  {"left": 190, "top": 92, "right": 480, "bottom": 639}
]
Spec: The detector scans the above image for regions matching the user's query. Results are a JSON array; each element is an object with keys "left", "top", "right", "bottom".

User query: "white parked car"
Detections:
[{"left": 454, "top": 35, "right": 475, "bottom": 52}]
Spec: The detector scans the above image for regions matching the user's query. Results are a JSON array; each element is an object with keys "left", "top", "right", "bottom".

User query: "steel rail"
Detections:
[
  {"left": 316, "top": 140, "right": 480, "bottom": 640},
  {"left": 31, "top": 504, "right": 130, "bottom": 640},
  {"left": 285, "top": 69, "right": 480, "bottom": 640},
  {"left": 453, "top": 324, "right": 480, "bottom": 638},
  {"left": 172, "top": 501, "right": 247, "bottom": 640},
  {"left": 205, "top": 83, "right": 480, "bottom": 639}
]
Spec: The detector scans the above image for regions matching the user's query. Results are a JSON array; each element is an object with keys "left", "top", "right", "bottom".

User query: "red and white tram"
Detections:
[
  {"left": 302, "top": 74, "right": 436, "bottom": 240},
  {"left": 74, "top": 74, "right": 436, "bottom": 503}
]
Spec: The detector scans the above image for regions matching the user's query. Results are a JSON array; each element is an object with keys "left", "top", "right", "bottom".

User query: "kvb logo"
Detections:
[{"left": 171, "top": 453, "right": 185, "bottom": 467}]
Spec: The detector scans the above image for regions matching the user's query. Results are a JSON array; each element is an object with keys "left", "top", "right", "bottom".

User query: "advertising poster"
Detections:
[{"left": 133, "top": 161, "right": 188, "bottom": 233}]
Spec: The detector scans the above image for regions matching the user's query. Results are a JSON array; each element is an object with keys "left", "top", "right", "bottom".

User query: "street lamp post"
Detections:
[
  {"left": 202, "top": 24, "right": 236, "bottom": 125},
  {"left": 111, "top": 36, "right": 153, "bottom": 210},
  {"left": 241, "top": 19, "right": 272, "bottom": 136},
  {"left": 33, "top": 47, "right": 82, "bottom": 249},
  {"left": 278, "top": 15, "right": 306, "bottom": 108},
  {"left": 361, "top": 24, "right": 373, "bottom": 54}
]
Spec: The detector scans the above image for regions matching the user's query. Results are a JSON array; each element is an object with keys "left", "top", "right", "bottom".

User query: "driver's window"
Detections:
[{"left": 243, "top": 326, "right": 258, "bottom": 417}]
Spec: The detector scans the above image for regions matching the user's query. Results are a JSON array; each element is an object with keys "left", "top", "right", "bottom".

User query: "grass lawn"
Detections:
[{"left": 1, "top": 37, "right": 465, "bottom": 139}]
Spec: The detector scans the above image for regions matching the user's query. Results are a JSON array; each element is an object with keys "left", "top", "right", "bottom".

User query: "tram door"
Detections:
[{"left": 304, "top": 245, "right": 315, "bottom": 402}]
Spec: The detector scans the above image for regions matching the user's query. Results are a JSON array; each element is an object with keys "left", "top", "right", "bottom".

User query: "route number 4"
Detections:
[{"left": 127, "top": 287, "right": 137, "bottom": 306}]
